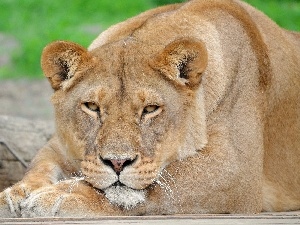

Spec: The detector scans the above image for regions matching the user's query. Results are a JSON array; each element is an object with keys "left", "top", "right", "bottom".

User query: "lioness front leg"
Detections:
[
  {"left": 0, "top": 136, "right": 77, "bottom": 217},
  {"left": 20, "top": 180, "right": 124, "bottom": 217},
  {"left": 0, "top": 170, "right": 61, "bottom": 217},
  {"left": 0, "top": 179, "right": 40, "bottom": 217}
]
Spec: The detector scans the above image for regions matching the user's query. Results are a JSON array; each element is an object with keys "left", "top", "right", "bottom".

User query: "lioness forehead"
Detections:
[{"left": 75, "top": 40, "right": 173, "bottom": 106}]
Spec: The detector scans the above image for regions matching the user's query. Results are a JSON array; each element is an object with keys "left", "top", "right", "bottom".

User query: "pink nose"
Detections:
[
  {"left": 101, "top": 156, "right": 136, "bottom": 175},
  {"left": 110, "top": 159, "right": 127, "bottom": 173}
]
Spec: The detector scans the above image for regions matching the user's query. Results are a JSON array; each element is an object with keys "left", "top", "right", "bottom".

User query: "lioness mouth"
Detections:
[
  {"left": 104, "top": 184, "right": 146, "bottom": 210},
  {"left": 112, "top": 181, "right": 125, "bottom": 187}
]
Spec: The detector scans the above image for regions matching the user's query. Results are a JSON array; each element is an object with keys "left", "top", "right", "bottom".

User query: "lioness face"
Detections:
[{"left": 42, "top": 38, "right": 208, "bottom": 208}]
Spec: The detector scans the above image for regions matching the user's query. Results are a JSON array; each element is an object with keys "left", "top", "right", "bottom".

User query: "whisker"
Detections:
[
  {"left": 67, "top": 176, "right": 85, "bottom": 193},
  {"left": 163, "top": 169, "right": 176, "bottom": 184},
  {"left": 157, "top": 173, "right": 175, "bottom": 200}
]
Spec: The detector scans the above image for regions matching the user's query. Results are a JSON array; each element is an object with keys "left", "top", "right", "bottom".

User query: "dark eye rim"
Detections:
[
  {"left": 142, "top": 105, "right": 160, "bottom": 115},
  {"left": 84, "top": 102, "right": 100, "bottom": 112}
]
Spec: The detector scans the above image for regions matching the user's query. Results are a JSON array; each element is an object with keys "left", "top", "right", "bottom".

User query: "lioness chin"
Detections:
[{"left": 1, "top": 0, "right": 300, "bottom": 218}]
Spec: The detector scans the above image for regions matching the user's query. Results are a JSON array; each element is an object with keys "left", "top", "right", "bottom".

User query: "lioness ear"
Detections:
[
  {"left": 151, "top": 38, "right": 208, "bottom": 89},
  {"left": 41, "top": 41, "right": 90, "bottom": 90}
]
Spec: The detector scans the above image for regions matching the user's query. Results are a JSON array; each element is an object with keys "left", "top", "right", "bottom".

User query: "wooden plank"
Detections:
[{"left": 1, "top": 213, "right": 300, "bottom": 225}]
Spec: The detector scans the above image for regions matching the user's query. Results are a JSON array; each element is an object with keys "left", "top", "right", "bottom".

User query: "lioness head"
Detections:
[{"left": 41, "top": 37, "right": 208, "bottom": 209}]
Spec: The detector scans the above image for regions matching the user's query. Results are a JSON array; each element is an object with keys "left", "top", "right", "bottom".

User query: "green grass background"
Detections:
[{"left": 0, "top": 0, "right": 299, "bottom": 79}]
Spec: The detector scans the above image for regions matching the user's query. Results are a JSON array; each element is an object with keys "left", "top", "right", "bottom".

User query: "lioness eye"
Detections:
[
  {"left": 85, "top": 102, "right": 99, "bottom": 112},
  {"left": 143, "top": 105, "right": 159, "bottom": 114}
]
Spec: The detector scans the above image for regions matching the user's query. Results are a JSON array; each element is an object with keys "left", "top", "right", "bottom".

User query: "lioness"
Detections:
[{"left": 1, "top": 0, "right": 300, "bottom": 217}]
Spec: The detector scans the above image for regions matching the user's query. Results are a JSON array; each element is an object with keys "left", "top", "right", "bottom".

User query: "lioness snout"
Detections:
[{"left": 102, "top": 158, "right": 135, "bottom": 174}]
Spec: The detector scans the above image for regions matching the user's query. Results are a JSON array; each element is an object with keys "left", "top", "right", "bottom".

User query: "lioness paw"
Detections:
[
  {"left": 0, "top": 183, "right": 32, "bottom": 218},
  {"left": 0, "top": 190, "right": 12, "bottom": 218},
  {"left": 20, "top": 180, "right": 110, "bottom": 217},
  {"left": 20, "top": 186, "right": 67, "bottom": 217}
]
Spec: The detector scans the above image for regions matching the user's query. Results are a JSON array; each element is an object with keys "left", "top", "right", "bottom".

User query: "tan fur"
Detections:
[{"left": 1, "top": 0, "right": 300, "bottom": 217}]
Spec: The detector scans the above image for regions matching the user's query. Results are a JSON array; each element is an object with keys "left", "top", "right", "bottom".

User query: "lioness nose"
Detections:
[{"left": 102, "top": 158, "right": 134, "bottom": 174}]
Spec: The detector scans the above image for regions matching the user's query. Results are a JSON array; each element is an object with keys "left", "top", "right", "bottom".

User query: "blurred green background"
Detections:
[{"left": 0, "top": 0, "right": 299, "bottom": 79}]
